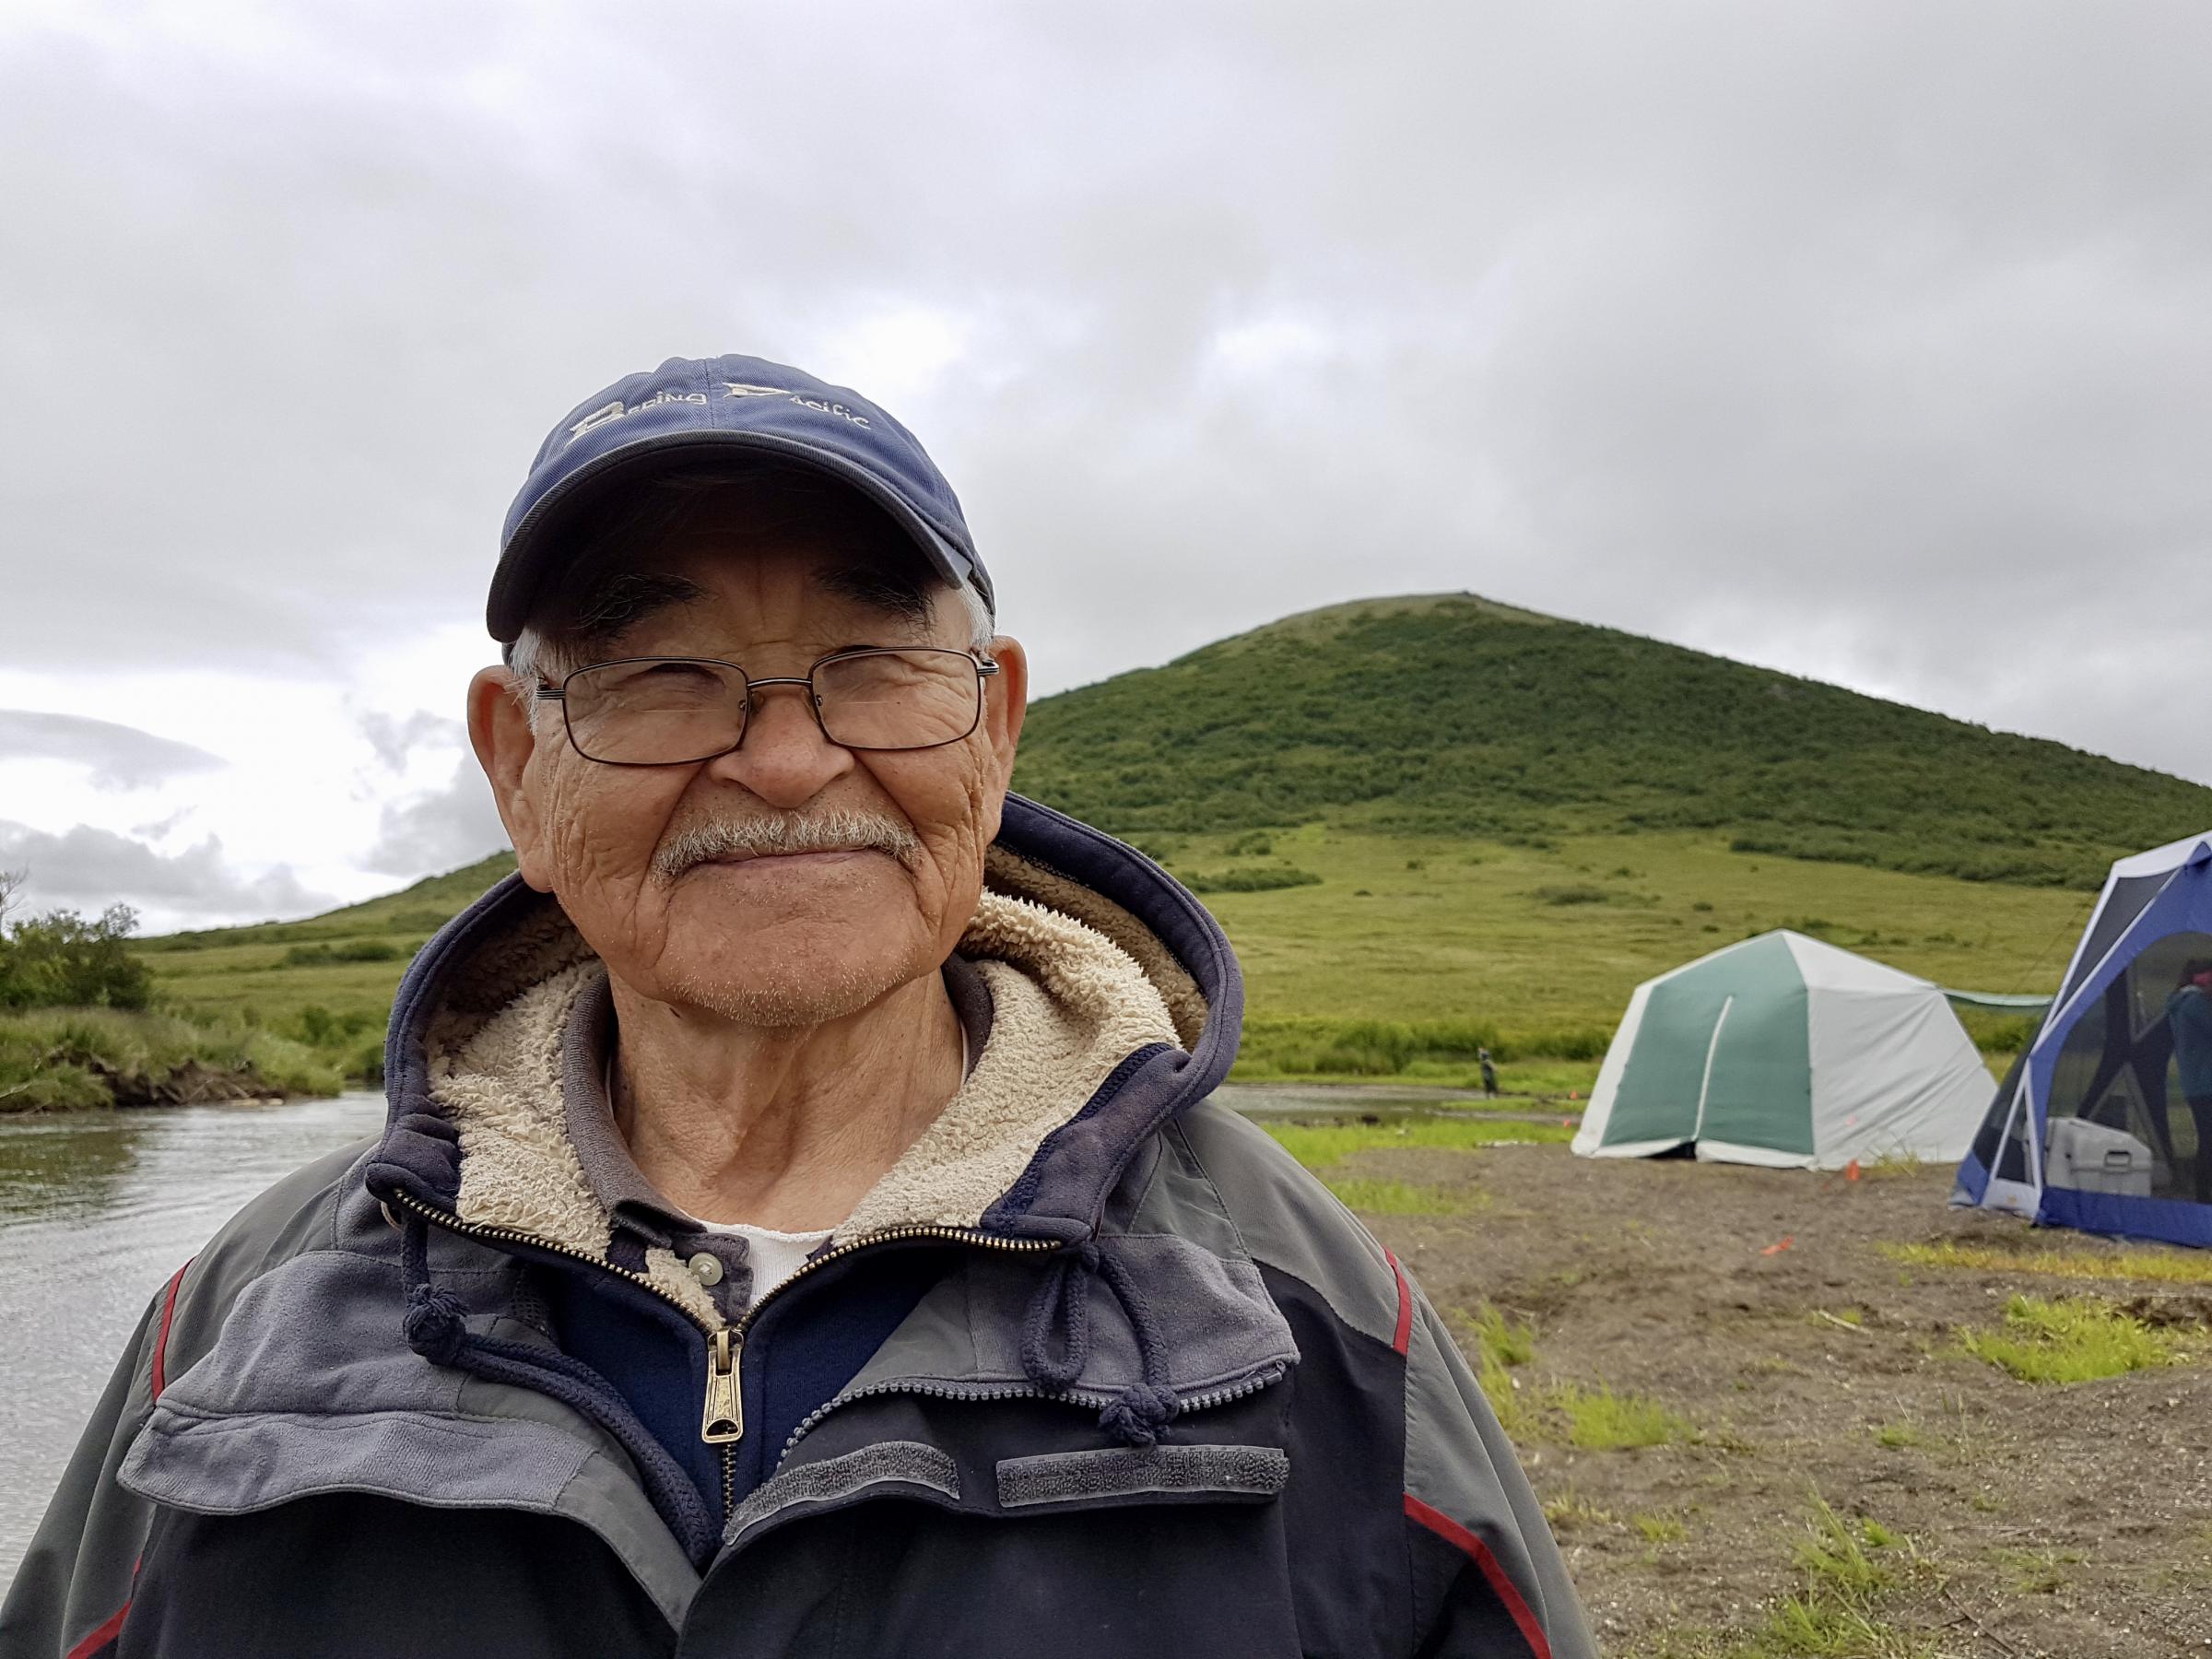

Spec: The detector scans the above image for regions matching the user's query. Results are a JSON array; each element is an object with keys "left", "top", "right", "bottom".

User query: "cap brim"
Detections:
[{"left": 487, "top": 431, "right": 982, "bottom": 642}]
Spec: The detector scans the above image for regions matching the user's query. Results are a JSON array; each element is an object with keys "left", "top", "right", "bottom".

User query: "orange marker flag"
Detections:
[
  {"left": 1844, "top": 1159, "right": 1862, "bottom": 1182},
  {"left": 1760, "top": 1235, "right": 1794, "bottom": 1256}
]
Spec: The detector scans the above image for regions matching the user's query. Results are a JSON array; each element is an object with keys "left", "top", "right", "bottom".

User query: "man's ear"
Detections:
[
  {"left": 467, "top": 667, "right": 556, "bottom": 893},
  {"left": 982, "top": 636, "right": 1028, "bottom": 781}
]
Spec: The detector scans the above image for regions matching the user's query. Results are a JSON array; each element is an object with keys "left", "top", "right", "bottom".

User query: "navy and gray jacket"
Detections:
[{"left": 2, "top": 796, "right": 1595, "bottom": 1659}]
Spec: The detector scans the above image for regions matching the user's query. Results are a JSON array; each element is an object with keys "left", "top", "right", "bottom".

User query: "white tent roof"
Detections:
[
  {"left": 2111, "top": 831, "right": 2212, "bottom": 878},
  {"left": 1645, "top": 929, "right": 1936, "bottom": 994}
]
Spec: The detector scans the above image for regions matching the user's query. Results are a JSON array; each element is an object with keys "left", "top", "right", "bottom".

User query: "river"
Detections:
[{"left": 0, "top": 1091, "right": 388, "bottom": 1594}]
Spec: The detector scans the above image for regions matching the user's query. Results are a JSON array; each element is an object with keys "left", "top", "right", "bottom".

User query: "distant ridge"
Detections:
[{"left": 1009, "top": 592, "right": 2211, "bottom": 889}]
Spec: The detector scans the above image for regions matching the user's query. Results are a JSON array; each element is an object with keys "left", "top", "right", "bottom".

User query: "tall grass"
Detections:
[{"left": 0, "top": 1005, "right": 346, "bottom": 1112}]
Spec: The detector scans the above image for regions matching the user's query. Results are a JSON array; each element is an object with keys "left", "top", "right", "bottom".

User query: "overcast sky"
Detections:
[{"left": 4, "top": 1, "right": 2208, "bottom": 932}]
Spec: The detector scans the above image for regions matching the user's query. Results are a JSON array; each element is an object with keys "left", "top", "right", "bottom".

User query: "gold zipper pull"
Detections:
[{"left": 701, "top": 1327, "right": 743, "bottom": 1444}]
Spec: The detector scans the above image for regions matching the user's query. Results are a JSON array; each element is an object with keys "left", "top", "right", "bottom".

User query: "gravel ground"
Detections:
[{"left": 1343, "top": 1140, "right": 2212, "bottom": 1658}]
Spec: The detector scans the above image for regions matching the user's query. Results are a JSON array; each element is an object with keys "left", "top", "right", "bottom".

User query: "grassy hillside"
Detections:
[
  {"left": 1011, "top": 594, "right": 2212, "bottom": 889},
  {"left": 117, "top": 592, "right": 2209, "bottom": 1095}
]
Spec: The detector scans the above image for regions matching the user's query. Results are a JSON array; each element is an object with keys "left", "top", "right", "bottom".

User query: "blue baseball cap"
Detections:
[{"left": 488, "top": 353, "right": 990, "bottom": 643}]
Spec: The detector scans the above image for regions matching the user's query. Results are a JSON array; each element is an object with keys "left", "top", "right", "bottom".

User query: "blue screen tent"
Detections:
[{"left": 1953, "top": 832, "right": 2212, "bottom": 1247}]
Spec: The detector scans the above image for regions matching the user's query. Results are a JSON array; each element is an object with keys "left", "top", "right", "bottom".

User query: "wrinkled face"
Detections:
[{"left": 470, "top": 501, "right": 1026, "bottom": 1028}]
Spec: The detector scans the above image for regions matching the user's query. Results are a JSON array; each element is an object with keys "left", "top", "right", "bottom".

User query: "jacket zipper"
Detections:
[
  {"left": 777, "top": 1361, "right": 1289, "bottom": 1464},
  {"left": 384, "top": 1191, "right": 1058, "bottom": 1479}
]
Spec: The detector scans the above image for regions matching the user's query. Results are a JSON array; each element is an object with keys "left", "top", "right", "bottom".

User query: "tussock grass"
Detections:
[
  {"left": 1959, "top": 1293, "right": 2185, "bottom": 1383},
  {"left": 1552, "top": 1383, "right": 1694, "bottom": 1450},
  {"left": 1990, "top": 1545, "right": 2080, "bottom": 1594},
  {"left": 1634, "top": 1512, "right": 1688, "bottom": 1544},
  {"left": 1793, "top": 1500, "right": 1901, "bottom": 1595},
  {"left": 1453, "top": 1303, "right": 1538, "bottom": 1436},
  {"left": 1747, "top": 1595, "right": 1934, "bottom": 1659},
  {"left": 1646, "top": 1497, "right": 1933, "bottom": 1657},
  {"left": 1886, "top": 1238, "right": 2212, "bottom": 1288},
  {"left": 1541, "top": 1492, "right": 1616, "bottom": 1534}
]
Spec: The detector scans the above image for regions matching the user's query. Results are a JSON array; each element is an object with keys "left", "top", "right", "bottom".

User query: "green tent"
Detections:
[{"left": 1572, "top": 931, "right": 1993, "bottom": 1169}]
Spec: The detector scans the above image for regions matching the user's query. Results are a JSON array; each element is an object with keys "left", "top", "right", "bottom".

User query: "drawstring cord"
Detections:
[
  {"left": 398, "top": 1213, "right": 724, "bottom": 1564},
  {"left": 1020, "top": 1239, "right": 1179, "bottom": 1447}
]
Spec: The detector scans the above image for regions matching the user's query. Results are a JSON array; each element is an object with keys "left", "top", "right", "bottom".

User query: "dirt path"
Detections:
[{"left": 1345, "top": 1141, "right": 2212, "bottom": 1657}]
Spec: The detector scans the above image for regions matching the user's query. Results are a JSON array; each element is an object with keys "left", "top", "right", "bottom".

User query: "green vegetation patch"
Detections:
[
  {"left": 1237, "top": 1015, "right": 1606, "bottom": 1081},
  {"left": 1886, "top": 1238, "right": 2212, "bottom": 1288},
  {"left": 1551, "top": 1382, "right": 1694, "bottom": 1450},
  {"left": 1262, "top": 1116, "right": 1575, "bottom": 1173},
  {"left": 1960, "top": 1293, "right": 2186, "bottom": 1383}
]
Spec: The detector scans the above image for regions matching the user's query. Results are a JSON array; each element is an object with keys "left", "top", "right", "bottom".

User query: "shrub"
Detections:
[
  {"left": 0, "top": 904, "right": 153, "bottom": 1011},
  {"left": 1182, "top": 867, "right": 1323, "bottom": 893},
  {"left": 1527, "top": 884, "right": 1613, "bottom": 906},
  {"left": 283, "top": 938, "right": 405, "bottom": 967}
]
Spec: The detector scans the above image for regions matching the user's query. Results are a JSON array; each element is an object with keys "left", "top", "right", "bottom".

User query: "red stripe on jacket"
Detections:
[
  {"left": 150, "top": 1259, "right": 191, "bottom": 1400},
  {"left": 1404, "top": 1493, "right": 1551, "bottom": 1659},
  {"left": 79, "top": 1265, "right": 187, "bottom": 1658},
  {"left": 1382, "top": 1248, "right": 1412, "bottom": 1355},
  {"left": 64, "top": 1596, "right": 133, "bottom": 1659}
]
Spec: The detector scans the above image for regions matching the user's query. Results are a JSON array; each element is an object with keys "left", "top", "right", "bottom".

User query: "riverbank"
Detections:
[{"left": 0, "top": 1006, "right": 346, "bottom": 1112}]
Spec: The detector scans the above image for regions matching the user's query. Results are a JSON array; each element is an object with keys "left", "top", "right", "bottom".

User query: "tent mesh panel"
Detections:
[{"left": 2041, "top": 928, "right": 2212, "bottom": 1203}]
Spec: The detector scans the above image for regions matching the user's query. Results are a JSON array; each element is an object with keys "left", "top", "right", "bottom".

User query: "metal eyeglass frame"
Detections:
[{"left": 533, "top": 646, "right": 1002, "bottom": 766}]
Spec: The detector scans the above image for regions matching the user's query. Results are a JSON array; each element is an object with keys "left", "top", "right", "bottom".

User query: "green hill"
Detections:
[
  {"left": 1011, "top": 593, "right": 2212, "bottom": 889},
  {"left": 113, "top": 593, "right": 2212, "bottom": 1093}
]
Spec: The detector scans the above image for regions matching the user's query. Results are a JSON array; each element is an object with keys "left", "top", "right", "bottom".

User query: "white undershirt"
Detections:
[
  {"left": 608, "top": 992, "right": 971, "bottom": 1300},
  {"left": 691, "top": 1219, "right": 835, "bottom": 1300}
]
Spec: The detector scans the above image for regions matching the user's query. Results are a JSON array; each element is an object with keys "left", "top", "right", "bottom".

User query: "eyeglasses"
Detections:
[{"left": 535, "top": 647, "right": 1000, "bottom": 766}]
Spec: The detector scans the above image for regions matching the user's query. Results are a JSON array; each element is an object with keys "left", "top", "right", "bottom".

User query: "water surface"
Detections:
[{"left": 0, "top": 1091, "right": 386, "bottom": 1594}]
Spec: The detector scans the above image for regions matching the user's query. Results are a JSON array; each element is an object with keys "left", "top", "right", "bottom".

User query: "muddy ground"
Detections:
[{"left": 1347, "top": 1140, "right": 2212, "bottom": 1658}]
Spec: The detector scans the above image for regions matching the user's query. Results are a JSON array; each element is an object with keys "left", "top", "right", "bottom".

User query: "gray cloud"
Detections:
[
  {"left": 359, "top": 711, "right": 465, "bottom": 772},
  {"left": 3, "top": 0, "right": 2208, "bottom": 857},
  {"left": 0, "top": 822, "right": 332, "bottom": 922},
  {"left": 364, "top": 758, "right": 508, "bottom": 877},
  {"left": 0, "top": 711, "right": 225, "bottom": 791}
]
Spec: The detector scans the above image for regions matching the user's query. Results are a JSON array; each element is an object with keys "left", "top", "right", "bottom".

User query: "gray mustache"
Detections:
[{"left": 651, "top": 810, "right": 923, "bottom": 880}]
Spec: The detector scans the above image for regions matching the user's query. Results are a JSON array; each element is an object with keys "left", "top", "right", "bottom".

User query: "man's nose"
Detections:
[{"left": 701, "top": 683, "right": 854, "bottom": 806}]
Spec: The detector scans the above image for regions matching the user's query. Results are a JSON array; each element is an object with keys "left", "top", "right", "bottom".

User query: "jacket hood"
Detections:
[{"left": 367, "top": 794, "right": 1246, "bottom": 1318}]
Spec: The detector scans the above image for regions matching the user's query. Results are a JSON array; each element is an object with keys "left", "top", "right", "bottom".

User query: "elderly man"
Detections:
[{"left": 4, "top": 356, "right": 1593, "bottom": 1659}]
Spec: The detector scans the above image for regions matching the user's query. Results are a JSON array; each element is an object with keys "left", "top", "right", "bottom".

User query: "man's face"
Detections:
[{"left": 470, "top": 500, "right": 1026, "bottom": 1027}]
